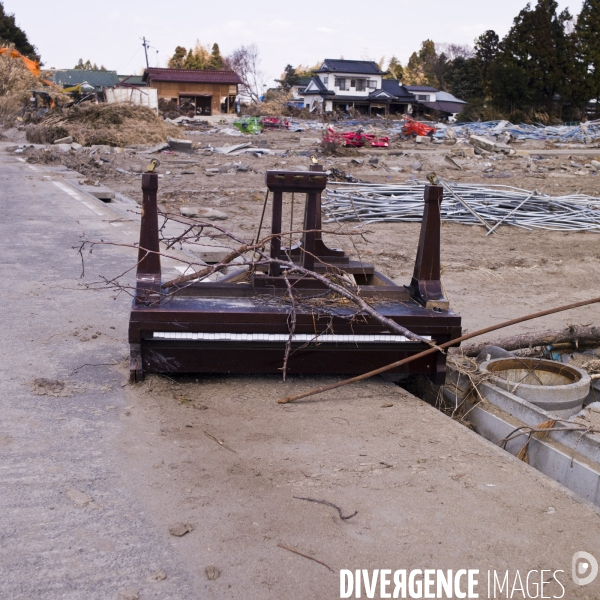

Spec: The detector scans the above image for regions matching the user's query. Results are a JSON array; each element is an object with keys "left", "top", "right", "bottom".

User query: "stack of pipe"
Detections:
[{"left": 323, "top": 182, "right": 600, "bottom": 232}]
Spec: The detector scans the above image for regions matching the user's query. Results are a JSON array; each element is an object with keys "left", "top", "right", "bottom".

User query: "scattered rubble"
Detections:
[
  {"left": 54, "top": 136, "right": 73, "bottom": 145},
  {"left": 180, "top": 206, "right": 228, "bottom": 220},
  {"left": 167, "top": 138, "right": 193, "bottom": 153}
]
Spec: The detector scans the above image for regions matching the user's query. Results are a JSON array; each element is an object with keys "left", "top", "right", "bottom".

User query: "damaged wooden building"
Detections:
[{"left": 142, "top": 68, "right": 242, "bottom": 115}]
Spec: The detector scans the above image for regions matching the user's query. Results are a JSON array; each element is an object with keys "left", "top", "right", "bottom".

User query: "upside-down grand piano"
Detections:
[{"left": 129, "top": 164, "right": 461, "bottom": 382}]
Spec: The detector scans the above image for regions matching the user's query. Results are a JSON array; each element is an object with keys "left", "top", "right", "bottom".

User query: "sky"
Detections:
[{"left": 6, "top": 0, "right": 585, "bottom": 86}]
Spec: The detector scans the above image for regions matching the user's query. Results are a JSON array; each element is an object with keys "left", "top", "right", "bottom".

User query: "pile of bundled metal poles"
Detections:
[{"left": 323, "top": 182, "right": 600, "bottom": 233}]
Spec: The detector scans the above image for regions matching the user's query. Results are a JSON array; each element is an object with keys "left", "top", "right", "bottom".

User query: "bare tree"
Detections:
[
  {"left": 227, "top": 44, "right": 267, "bottom": 104},
  {"left": 437, "top": 43, "right": 475, "bottom": 60}
]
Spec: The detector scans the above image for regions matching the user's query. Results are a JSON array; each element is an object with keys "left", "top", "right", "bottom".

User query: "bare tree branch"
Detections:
[{"left": 227, "top": 44, "right": 267, "bottom": 104}]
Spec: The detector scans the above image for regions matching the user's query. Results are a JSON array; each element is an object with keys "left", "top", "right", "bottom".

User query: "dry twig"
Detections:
[
  {"left": 202, "top": 429, "right": 237, "bottom": 453},
  {"left": 293, "top": 496, "right": 358, "bottom": 520},
  {"left": 277, "top": 543, "right": 334, "bottom": 572}
]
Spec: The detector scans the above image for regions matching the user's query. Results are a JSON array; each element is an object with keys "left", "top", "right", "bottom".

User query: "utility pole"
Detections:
[
  {"left": 142, "top": 37, "right": 150, "bottom": 70},
  {"left": 141, "top": 37, "right": 158, "bottom": 70}
]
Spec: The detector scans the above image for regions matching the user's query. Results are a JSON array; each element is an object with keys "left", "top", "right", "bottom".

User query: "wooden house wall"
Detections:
[{"left": 149, "top": 81, "right": 237, "bottom": 113}]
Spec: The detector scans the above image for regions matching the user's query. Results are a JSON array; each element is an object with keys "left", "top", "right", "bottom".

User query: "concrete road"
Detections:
[{"left": 1, "top": 149, "right": 600, "bottom": 599}]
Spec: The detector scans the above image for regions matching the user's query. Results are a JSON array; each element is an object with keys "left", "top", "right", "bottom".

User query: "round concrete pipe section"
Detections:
[{"left": 479, "top": 357, "right": 590, "bottom": 418}]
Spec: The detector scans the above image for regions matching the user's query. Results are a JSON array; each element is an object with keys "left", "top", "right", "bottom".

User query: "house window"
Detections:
[
  {"left": 355, "top": 79, "right": 366, "bottom": 92},
  {"left": 368, "top": 80, "right": 377, "bottom": 89},
  {"left": 335, "top": 78, "right": 346, "bottom": 90},
  {"left": 417, "top": 94, "right": 430, "bottom": 101},
  {"left": 350, "top": 79, "right": 356, "bottom": 88},
  {"left": 323, "top": 76, "right": 329, "bottom": 85}
]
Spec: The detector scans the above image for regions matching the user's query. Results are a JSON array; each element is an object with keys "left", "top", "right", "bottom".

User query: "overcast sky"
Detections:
[{"left": 6, "top": 0, "right": 585, "bottom": 85}]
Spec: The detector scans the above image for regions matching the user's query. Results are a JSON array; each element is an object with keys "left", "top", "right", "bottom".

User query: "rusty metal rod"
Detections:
[{"left": 278, "top": 295, "right": 600, "bottom": 404}]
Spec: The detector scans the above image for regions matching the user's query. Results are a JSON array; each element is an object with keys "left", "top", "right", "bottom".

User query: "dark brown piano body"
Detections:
[{"left": 129, "top": 166, "right": 461, "bottom": 382}]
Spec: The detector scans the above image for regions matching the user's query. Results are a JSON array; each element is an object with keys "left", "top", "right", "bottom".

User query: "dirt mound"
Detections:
[{"left": 25, "top": 103, "right": 182, "bottom": 147}]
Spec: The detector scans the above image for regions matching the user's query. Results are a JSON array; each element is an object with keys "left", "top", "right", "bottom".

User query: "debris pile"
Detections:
[
  {"left": 25, "top": 103, "right": 181, "bottom": 147},
  {"left": 0, "top": 53, "right": 67, "bottom": 124},
  {"left": 322, "top": 128, "right": 389, "bottom": 148},
  {"left": 323, "top": 182, "right": 600, "bottom": 232},
  {"left": 440, "top": 119, "right": 600, "bottom": 145}
]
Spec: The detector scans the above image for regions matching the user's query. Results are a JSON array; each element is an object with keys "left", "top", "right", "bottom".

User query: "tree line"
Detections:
[
  {"left": 278, "top": 0, "right": 600, "bottom": 122},
  {"left": 5, "top": 0, "right": 599, "bottom": 122}
]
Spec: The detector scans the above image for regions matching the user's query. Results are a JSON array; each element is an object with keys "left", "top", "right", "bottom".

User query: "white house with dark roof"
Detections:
[
  {"left": 299, "top": 60, "right": 468, "bottom": 119},
  {"left": 300, "top": 59, "right": 415, "bottom": 116}
]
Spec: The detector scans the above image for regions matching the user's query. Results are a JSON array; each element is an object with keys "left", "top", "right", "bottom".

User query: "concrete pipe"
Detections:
[{"left": 479, "top": 357, "right": 590, "bottom": 418}]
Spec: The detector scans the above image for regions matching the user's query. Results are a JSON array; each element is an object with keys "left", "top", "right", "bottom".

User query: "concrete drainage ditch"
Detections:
[{"left": 436, "top": 352, "right": 600, "bottom": 507}]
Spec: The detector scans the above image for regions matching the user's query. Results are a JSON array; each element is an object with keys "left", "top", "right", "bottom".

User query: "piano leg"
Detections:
[
  {"left": 135, "top": 172, "right": 162, "bottom": 305},
  {"left": 410, "top": 184, "right": 449, "bottom": 310},
  {"left": 129, "top": 343, "right": 144, "bottom": 382}
]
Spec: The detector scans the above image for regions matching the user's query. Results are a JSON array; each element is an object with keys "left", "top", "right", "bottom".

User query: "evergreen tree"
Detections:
[
  {"left": 385, "top": 56, "right": 404, "bottom": 81},
  {"left": 575, "top": 0, "right": 600, "bottom": 111},
  {"left": 74, "top": 58, "right": 106, "bottom": 71},
  {"left": 474, "top": 29, "right": 499, "bottom": 89},
  {"left": 500, "top": 0, "right": 571, "bottom": 114},
  {"left": 168, "top": 42, "right": 219, "bottom": 70},
  {"left": 168, "top": 46, "right": 187, "bottom": 68},
  {"left": 208, "top": 43, "right": 224, "bottom": 70},
  {"left": 276, "top": 64, "right": 301, "bottom": 90},
  {"left": 445, "top": 57, "right": 484, "bottom": 101},
  {"left": 403, "top": 41, "right": 448, "bottom": 88},
  {"left": 183, "top": 48, "right": 204, "bottom": 69},
  {"left": 403, "top": 51, "right": 427, "bottom": 85},
  {"left": 560, "top": 28, "right": 588, "bottom": 119},
  {"left": 488, "top": 58, "right": 532, "bottom": 114},
  {"left": 420, "top": 40, "right": 446, "bottom": 88},
  {"left": 0, "top": 2, "right": 38, "bottom": 60}
]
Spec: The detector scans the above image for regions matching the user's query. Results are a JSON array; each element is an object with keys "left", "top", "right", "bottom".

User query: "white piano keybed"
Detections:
[{"left": 151, "top": 332, "right": 431, "bottom": 344}]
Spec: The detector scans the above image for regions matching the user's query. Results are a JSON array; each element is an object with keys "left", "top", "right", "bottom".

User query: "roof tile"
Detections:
[
  {"left": 316, "top": 60, "right": 384, "bottom": 75},
  {"left": 144, "top": 68, "right": 242, "bottom": 84}
]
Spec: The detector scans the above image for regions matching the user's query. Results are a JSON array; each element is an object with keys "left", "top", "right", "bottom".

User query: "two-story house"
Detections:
[
  {"left": 300, "top": 59, "right": 414, "bottom": 116},
  {"left": 300, "top": 60, "right": 468, "bottom": 120}
]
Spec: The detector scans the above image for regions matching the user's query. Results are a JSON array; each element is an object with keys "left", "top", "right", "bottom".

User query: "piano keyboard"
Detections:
[{"left": 152, "top": 332, "right": 431, "bottom": 344}]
